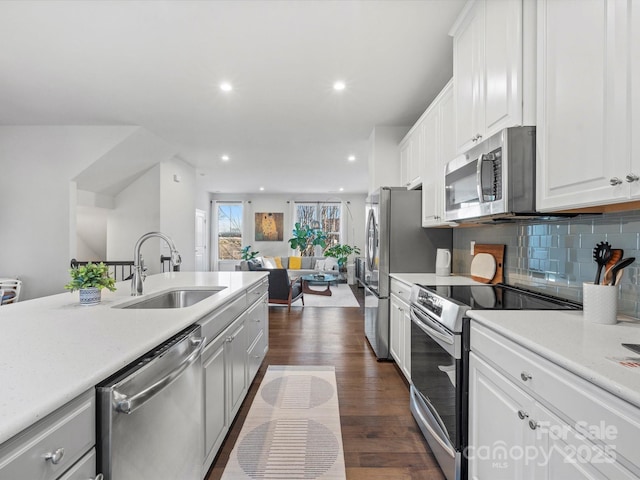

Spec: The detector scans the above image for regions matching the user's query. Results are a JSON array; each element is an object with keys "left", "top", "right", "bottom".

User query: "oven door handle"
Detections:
[{"left": 410, "top": 306, "right": 454, "bottom": 345}]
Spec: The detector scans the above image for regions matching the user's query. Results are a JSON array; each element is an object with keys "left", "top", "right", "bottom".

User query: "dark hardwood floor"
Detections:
[{"left": 205, "top": 285, "right": 446, "bottom": 480}]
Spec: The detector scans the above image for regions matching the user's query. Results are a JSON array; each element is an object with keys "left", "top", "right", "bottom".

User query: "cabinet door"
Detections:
[
  {"left": 533, "top": 403, "right": 637, "bottom": 480},
  {"left": 389, "top": 296, "right": 403, "bottom": 366},
  {"left": 537, "top": 0, "right": 628, "bottom": 210},
  {"left": 484, "top": 0, "right": 523, "bottom": 136},
  {"left": 421, "top": 106, "right": 440, "bottom": 225},
  {"left": 203, "top": 335, "right": 227, "bottom": 460},
  {"left": 227, "top": 320, "right": 248, "bottom": 420},
  {"left": 400, "top": 140, "right": 411, "bottom": 188},
  {"left": 453, "top": 0, "right": 485, "bottom": 153},
  {"left": 401, "top": 306, "right": 411, "bottom": 381},
  {"left": 468, "top": 353, "right": 535, "bottom": 480}
]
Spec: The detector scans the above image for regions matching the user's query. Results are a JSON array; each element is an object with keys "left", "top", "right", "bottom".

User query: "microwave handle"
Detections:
[{"left": 476, "top": 154, "right": 485, "bottom": 204}]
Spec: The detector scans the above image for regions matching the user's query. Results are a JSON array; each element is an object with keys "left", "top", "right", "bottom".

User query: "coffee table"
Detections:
[{"left": 300, "top": 274, "right": 338, "bottom": 296}]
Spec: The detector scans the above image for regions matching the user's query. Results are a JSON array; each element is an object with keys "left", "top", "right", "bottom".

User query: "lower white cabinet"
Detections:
[
  {"left": 201, "top": 285, "right": 269, "bottom": 474},
  {"left": 0, "top": 389, "right": 99, "bottom": 480},
  {"left": 469, "top": 323, "right": 640, "bottom": 479},
  {"left": 390, "top": 293, "right": 411, "bottom": 382}
]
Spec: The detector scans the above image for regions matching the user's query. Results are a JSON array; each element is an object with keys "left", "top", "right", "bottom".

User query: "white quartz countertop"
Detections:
[
  {"left": 389, "top": 273, "right": 485, "bottom": 286},
  {"left": 0, "top": 271, "right": 268, "bottom": 445},
  {"left": 468, "top": 310, "right": 640, "bottom": 408}
]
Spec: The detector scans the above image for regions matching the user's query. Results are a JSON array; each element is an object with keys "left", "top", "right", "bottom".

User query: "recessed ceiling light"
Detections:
[
  {"left": 333, "top": 81, "right": 346, "bottom": 91},
  {"left": 339, "top": 187, "right": 344, "bottom": 192},
  {"left": 259, "top": 187, "right": 265, "bottom": 191},
  {"left": 348, "top": 155, "right": 356, "bottom": 162},
  {"left": 221, "top": 155, "right": 230, "bottom": 161},
  {"left": 220, "top": 82, "right": 233, "bottom": 92}
]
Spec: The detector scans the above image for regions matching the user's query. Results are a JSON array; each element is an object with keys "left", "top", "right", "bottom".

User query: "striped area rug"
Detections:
[{"left": 221, "top": 366, "right": 346, "bottom": 480}]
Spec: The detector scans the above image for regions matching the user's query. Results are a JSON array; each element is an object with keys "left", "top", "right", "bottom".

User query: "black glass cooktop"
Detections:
[{"left": 419, "top": 284, "right": 582, "bottom": 310}]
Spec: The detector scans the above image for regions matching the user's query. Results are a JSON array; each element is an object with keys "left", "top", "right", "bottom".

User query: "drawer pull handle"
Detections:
[
  {"left": 517, "top": 410, "right": 529, "bottom": 420},
  {"left": 529, "top": 420, "right": 539, "bottom": 430},
  {"left": 520, "top": 372, "right": 532, "bottom": 382},
  {"left": 45, "top": 447, "right": 65, "bottom": 464},
  {"left": 93, "top": 475, "right": 105, "bottom": 480}
]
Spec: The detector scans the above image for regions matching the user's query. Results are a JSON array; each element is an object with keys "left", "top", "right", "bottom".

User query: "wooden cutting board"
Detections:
[
  {"left": 470, "top": 253, "right": 496, "bottom": 283},
  {"left": 472, "top": 244, "right": 505, "bottom": 284}
]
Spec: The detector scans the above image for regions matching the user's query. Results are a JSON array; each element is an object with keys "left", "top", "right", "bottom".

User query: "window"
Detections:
[
  {"left": 294, "top": 202, "right": 341, "bottom": 247},
  {"left": 217, "top": 202, "right": 243, "bottom": 260}
]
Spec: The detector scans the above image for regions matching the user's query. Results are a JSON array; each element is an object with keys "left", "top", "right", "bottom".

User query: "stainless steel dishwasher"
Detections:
[{"left": 96, "top": 324, "right": 205, "bottom": 480}]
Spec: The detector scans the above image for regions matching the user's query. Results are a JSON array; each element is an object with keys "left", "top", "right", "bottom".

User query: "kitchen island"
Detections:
[{"left": 0, "top": 271, "right": 268, "bottom": 478}]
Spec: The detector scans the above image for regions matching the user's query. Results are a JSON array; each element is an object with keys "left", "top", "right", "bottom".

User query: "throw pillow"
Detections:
[
  {"left": 301, "top": 257, "right": 313, "bottom": 269},
  {"left": 274, "top": 256, "right": 283, "bottom": 268},
  {"left": 262, "top": 257, "right": 277, "bottom": 269},
  {"left": 289, "top": 256, "right": 302, "bottom": 269},
  {"left": 247, "top": 259, "right": 263, "bottom": 271},
  {"left": 324, "top": 257, "right": 339, "bottom": 271},
  {"left": 314, "top": 259, "right": 327, "bottom": 271}
]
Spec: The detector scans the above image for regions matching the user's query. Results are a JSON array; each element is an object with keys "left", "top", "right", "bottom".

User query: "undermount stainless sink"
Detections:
[{"left": 116, "top": 288, "right": 226, "bottom": 309}]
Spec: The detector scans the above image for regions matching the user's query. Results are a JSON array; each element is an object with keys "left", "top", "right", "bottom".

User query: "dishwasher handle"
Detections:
[{"left": 114, "top": 336, "right": 206, "bottom": 414}]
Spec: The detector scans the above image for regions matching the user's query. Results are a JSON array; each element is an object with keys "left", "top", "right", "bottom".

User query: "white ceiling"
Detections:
[{"left": 0, "top": 0, "right": 466, "bottom": 195}]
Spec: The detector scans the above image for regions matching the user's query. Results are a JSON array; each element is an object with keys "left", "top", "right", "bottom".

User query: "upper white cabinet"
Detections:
[
  {"left": 399, "top": 125, "right": 422, "bottom": 189},
  {"left": 450, "top": 0, "right": 536, "bottom": 154},
  {"left": 422, "top": 81, "right": 455, "bottom": 227},
  {"left": 537, "top": 0, "right": 640, "bottom": 211}
]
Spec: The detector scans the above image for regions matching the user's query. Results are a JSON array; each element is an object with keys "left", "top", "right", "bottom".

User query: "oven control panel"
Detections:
[{"left": 416, "top": 290, "right": 443, "bottom": 318}]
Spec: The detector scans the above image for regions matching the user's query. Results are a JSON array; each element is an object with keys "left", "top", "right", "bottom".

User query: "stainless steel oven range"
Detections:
[{"left": 409, "top": 283, "right": 581, "bottom": 480}]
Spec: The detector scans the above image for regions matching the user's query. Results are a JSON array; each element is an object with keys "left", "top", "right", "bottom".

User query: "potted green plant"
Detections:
[
  {"left": 288, "top": 222, "right": 327, "bottom": 256},
  {"left": 323, "top": 244, "right": 361, "bottom": 270},
  {"left": 65, "top": 262, "right": 116, "bottom": 305},
  {"left": 240, "top": 245, "right": 259, "bottom": 261}
]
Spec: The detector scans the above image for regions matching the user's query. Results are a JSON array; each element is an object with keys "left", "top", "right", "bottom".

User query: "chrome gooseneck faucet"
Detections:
[{"left": 131, "top": 232, "right": 182, "bottom": 296}]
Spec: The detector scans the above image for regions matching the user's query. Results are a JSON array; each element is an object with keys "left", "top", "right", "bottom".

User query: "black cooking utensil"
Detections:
[
  {"left": 609, "top": 257, "right": 635, "bottom": 286},
  {"left": 593, "top": 241, "right": 612, "bottom": 285}
]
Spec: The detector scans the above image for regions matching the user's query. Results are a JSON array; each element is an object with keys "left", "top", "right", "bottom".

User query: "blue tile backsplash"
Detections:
[{"left": 451, "top": 212, "right": 640, "bottom": 318}]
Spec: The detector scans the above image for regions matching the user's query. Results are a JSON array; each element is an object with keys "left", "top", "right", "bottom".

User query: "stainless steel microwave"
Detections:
[{"left": 444, "top": 126, "right": 536, "bottom": 222}]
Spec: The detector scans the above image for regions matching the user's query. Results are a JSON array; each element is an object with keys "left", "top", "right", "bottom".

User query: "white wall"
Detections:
[
  {"left": 160, "top": 157, "right": 196, "bottom": 272},
  {"left": 107, "top": 165, "right": 162, "bottom": 274},
  {"left": 0, "top": 126, "right": 135, "bottom": 299},
  {"left": 368, "top": 126, "right": 409, "bottom": 194},
  {"left": 76, "top": 206, "right": 108, "bottom": 260},
  {"left": 208, "top": 192, "right": 367, "bottom": 271}
]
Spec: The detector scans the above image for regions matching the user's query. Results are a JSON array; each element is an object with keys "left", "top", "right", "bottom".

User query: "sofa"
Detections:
[{"left": 237, "top": 256, "right": 341, "bottom": 279}]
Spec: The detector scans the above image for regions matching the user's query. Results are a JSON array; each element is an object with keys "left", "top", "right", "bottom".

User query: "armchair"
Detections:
[{"left": 261, "top": 268, "right": 304, "bottom": 312}]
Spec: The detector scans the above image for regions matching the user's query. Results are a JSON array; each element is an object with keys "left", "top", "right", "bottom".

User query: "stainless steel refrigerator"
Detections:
[{"left": 363, "top": 187, "right": 452, "bottom": 360}]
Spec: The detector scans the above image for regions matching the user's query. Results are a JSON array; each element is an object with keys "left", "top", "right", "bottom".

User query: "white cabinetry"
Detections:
[
  {"left": 399, "top": 126, "right": 421, "bottom": 190},
  {"left": 537, "top": 0, "right": 640, "bottom": 211},
  {"left": 0, "top": 389, "right": 99, "bottom": 480},
  {"left": 422, "top": 81, "right": 455, "bottom": 227},
  {"left": 389, "top": 279, "right": 411, "bottom": 381},
  {"left": 201, "top": 279, "right": 269, "bottom": 474},
  {"left": 451, "top": 0, "right": 535, "bottom": 154},
  {"left": 469, "top": 323, "right": 640, "bottom": 479}
]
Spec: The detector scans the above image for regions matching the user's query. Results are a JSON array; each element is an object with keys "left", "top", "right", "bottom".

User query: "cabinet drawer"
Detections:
[
  {"left": 0, "top": 389, "right": 95, "bottom": 480},
  {"left": 59, "top": 448, "right": 97, "bottom": 480},
  {"left": 390, "top": 279, "right": 412, "bottom": 304},
  {"left": 198, "top": 293, "right": 247, "bottom": 345},
  {"left": 246, "top": 279, "right": 268, "bottom": 303},
  {"left": 245, "top": 296, "right": 267, "bottom": 348},
  {"left": 248, "top": 331, "right": 267, "bottom": 382},
  {"left": 471, "top": 323, "right": 640, "bottom": 472}
]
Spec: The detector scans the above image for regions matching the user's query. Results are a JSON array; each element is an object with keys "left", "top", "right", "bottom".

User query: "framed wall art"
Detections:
[{"left": 255, "top": 212, "right": 284, "bottom": 241}]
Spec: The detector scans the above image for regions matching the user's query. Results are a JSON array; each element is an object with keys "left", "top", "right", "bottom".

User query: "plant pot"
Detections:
[{"left": 79, "top": 287, "right": 101, "bottom": 306}]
